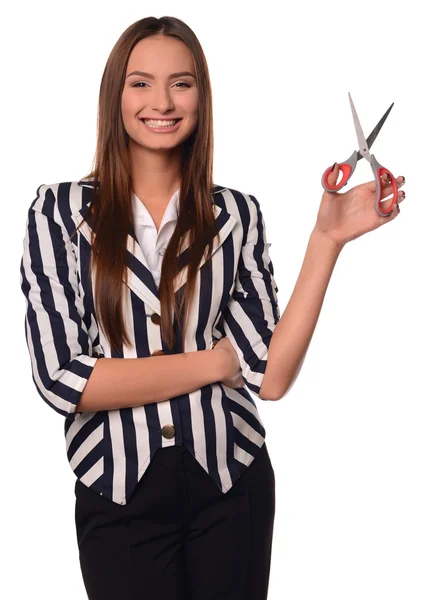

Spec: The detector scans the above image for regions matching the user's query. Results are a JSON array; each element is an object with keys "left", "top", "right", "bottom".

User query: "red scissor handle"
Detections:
[
  {"left": 321, "top": 150, "right": 359, "bottom": 192},
  {"left": 370, "top": 154, "right": 398, "bottom": 217}
]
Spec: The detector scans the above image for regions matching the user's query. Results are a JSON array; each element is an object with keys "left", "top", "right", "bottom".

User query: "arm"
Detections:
[
  {"left": 220, "top": 194, "right": 281, "bottom": 401},
  {"left": 76, "top": 350, "right": 226, "bottom": 412},
  {"left": 20, "top": 184, "right": 227, "bottom": 417},
  {"left": 261, "top": 226, "right": 342, "bottom": 400}
]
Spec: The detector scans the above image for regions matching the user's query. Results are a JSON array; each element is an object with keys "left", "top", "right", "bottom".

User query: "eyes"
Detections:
[{"left": 132, "top": 82, "right": 191, "bottom": 89}]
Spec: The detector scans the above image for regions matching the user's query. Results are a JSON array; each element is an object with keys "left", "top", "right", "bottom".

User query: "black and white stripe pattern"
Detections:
[{"left": 20, "top": 180, "right": 280, "bottom": 505}]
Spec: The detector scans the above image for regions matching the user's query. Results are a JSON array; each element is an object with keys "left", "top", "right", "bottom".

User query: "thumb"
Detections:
[{"left": 327, "top": 162, "right": 339, "bottom": 187}]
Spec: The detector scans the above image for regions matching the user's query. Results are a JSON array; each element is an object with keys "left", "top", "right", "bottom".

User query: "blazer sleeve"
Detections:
[
  {"left": 221, "top": 194, "right": 281, "bottom": 399},
  {"left": 20, "top": 184, "right": 99, "bottom": 419}
]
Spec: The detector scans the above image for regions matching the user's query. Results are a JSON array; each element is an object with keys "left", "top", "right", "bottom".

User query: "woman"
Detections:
[{"left": 20, "top": 15, "right": 405, "bottom": 600}]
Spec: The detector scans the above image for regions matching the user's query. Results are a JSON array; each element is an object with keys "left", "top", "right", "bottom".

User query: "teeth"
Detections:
[{"left": 143, "top": 119, "right": 178, "bottom": 127}]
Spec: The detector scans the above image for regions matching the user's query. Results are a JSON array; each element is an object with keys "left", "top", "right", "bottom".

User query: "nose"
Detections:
[{"left": 149, "top": 86, "right": 175, "bottom": 112}]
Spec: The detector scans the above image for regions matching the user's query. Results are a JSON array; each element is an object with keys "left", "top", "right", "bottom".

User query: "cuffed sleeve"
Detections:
[
  {"left": 20, "top": 184, "right": 98, "bottom": 418},
  {"left": 222, "top": 194, "right": 280, "bottom": 399}
]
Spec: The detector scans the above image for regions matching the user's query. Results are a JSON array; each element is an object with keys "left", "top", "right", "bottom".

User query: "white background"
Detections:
[{"left": 2, "top": 1, "right": 426, "bottom": 598}]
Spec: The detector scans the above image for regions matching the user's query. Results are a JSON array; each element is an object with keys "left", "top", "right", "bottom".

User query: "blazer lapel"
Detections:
[{"left": 75, "top": 180, "right": 236, "bottom": 316}]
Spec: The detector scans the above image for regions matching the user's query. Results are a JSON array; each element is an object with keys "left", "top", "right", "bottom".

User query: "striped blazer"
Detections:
[{"left": 20, "top": 179, "right": 281, "bottom": 505}]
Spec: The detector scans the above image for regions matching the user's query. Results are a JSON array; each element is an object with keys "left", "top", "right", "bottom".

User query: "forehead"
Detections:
[{"left": 126, "top": 36, "right": 194, "bottom": 73}]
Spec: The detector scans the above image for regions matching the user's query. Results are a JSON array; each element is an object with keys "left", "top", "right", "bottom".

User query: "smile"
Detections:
[{"left": 140, "top": 118, "right": 183, "bottom": 131}]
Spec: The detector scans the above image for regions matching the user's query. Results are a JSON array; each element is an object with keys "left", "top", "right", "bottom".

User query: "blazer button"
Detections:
[
  {"left": 152, "top": 349, "right": 165, "bottom": 356},
  {"left": 161, "top": 424, "right": 175, "bottom": 439},
  {"left": 151, "top": 313, "right": 161, "bottom": 325}
]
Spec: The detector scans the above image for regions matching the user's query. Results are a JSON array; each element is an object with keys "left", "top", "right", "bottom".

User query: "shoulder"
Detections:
[
  {"left": 214, "top": 185, "right": 260, "bottom": 210},
  {"left": 29, "top": 180, "right": 92, "bottom": 221},
  {"left": 213, "top": 185, "right": 263, "bottom": 229}
]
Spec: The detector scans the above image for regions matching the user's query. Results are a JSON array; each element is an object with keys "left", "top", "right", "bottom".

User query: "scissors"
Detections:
[{"left": 321, "top": 93, "right": 398, "bottom": 217}]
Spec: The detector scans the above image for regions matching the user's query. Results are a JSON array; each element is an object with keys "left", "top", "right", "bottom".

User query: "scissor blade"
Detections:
[
  {"left": 348, "top": 92, "right": 371, "bottom": 160},
  {"left": 356, "top": 102, "right": 394, "bottom": 161}
]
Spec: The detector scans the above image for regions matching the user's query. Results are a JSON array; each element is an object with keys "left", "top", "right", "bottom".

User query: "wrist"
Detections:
[
  {"left": 209, "top": 343, "right": 229, "bottom": 380},
  {"left": 311, "top": 225, "right": 345, "bottom": 256}
]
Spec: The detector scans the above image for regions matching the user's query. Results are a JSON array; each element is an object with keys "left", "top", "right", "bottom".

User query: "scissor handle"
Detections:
[
  {"left": 370, "top": 154, "right": 398, "bottom": 217},
  {"left": 321, "top": 150, "right": 359, "bottom": 192}
]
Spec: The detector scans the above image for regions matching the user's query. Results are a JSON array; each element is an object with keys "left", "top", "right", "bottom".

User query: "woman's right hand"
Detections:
[{"left": 212, "top": 337, "right": 245, "bottom": 389}]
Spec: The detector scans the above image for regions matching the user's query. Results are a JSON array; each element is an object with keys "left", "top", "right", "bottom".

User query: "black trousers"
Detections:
[{"left": 74, "top": 442, "right": 275, "bottom": 600}]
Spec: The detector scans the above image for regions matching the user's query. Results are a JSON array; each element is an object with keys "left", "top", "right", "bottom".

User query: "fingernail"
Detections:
[
  {"left": 402, "top": 190, "right": 406, "bottom": 199},
  {"left": 402, "top": 176, "right": 405, "bottom": 183},
  {"left": 397, "top": 204, "right": 401, "bottom": 213},
  {"left": 331, "top": 162, "right": 337, "bottom": 170}
]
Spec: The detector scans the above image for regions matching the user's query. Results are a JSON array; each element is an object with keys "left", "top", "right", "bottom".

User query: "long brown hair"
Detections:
[{"left": 73, "top": 16, "right": 220, "bottom": 354}]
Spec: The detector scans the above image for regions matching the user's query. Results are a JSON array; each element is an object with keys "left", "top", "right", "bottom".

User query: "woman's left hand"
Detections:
[{"left": 314, "top": 166, "right": 406, "bottom": 249}]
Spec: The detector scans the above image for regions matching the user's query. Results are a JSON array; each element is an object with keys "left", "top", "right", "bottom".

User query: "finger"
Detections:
[
  {"left": 366, "top": 174, "right": 405, "bottom": 194},
  {"left": 397, "top": 189, "right": 406, "bottom": 204},
  {"left": 373, "top": 198, "right": 401, "bottom": 229},
  {"left": 327, "top": 162, "right": 339, "bottom": 186},
  {"left": 392, "top": 200, "right": 401, "bottom": 218},
  {"left": 366, "top": 175, "right": 405, "bottom": 206},
  {"left": 381, "top": 173, "right": 405, "bottom": 191},
  {"left": 386, "top": 203, "right": 400, "bottom": 220},
  {"left": 378, "top": 188, "right": 405, "bottom": 216}
]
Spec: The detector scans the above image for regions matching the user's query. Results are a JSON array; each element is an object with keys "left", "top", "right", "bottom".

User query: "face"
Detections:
[{"left": 121, "top": 35, "right": 199, "bottom": 153}]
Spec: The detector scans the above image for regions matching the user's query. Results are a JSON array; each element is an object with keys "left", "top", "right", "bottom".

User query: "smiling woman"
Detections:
[{"left": 20, "top": 14, "right": 278, "bottom": 600}]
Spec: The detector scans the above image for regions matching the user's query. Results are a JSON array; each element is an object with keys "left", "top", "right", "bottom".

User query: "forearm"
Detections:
[
  {"left": 76, "top": 349, "right": 227, "bottom": 413},
  {"left": 260, "top": 226, "right": 343, "bottom": 400}
]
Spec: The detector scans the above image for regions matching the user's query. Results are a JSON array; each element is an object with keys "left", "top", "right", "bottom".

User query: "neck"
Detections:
[{"left": 129, "top": 140, "right": 182, "bottom": 202}]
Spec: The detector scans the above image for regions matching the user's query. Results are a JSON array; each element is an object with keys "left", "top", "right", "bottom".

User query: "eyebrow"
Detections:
[{"left": 126, "top": 70, "right": 196, "bottom": 79}]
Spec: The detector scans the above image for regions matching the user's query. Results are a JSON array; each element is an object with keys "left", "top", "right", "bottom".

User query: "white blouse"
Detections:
[
  {"left": 131, "top": 188, "right": 180, "bottom": 287},
  {"left": 131, "top": 188, "right": 218, "bottom": 349}
]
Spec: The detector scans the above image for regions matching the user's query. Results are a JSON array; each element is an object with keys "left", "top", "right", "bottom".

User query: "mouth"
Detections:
[
  {"left": 139, "top": 118, "right": 183, "bottom": 124},
  {"left": 139, "top": 117, "right": 183, "bottom": 132}
]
